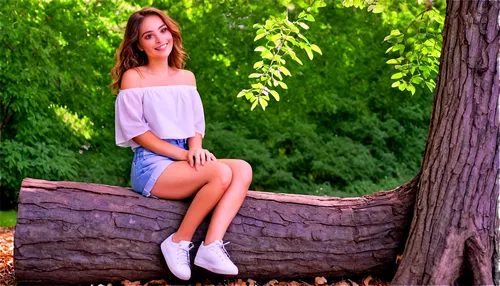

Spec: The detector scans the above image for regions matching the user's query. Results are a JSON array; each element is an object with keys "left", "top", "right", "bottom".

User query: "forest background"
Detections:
[{"left": 0, "top": 0, "right": 444, "bottom": 210}]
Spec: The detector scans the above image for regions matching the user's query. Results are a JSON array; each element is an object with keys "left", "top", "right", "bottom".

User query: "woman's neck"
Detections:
[{"left": 145, "top": 58, "right": 171, "bottom": 76}]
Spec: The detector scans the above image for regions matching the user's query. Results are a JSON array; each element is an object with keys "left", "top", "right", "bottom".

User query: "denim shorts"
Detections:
[{"left": 131, "top": 138, "right": 188, "bottom": 198}]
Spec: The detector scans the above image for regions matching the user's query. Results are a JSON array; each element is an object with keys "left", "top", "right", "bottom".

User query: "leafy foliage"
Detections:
[
  {"left": 0, "top": 0, "right": 133, "bottom": 208},
  {"left": 238, "top": 1, "right": 325, "bottom": 110},
  {"left": 342, "top": 0, "right": 444, "bottom": 94},
  {"left": 242, "top": 0, "right": 444, "bottom": 109},
  {"left": 383, "top": 7, "right": 444, "bottom": 94},
  {"left": 0, "top": 0, "right": 439, "bottom": 209}
]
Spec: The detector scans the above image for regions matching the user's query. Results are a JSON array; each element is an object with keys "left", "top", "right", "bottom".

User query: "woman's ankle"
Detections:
[{"left": 172, "top": 232, "right": 192, "bottom": 243}]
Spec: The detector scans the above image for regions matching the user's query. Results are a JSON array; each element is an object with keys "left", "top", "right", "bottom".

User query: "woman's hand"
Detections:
[{"left": 186, "top": 148, "right": 216, "bottom": 170}]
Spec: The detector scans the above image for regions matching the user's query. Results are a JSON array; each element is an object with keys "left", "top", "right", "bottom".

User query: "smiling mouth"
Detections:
[{"left": 155, "top": 43, "right": 168, "bottom": 50}]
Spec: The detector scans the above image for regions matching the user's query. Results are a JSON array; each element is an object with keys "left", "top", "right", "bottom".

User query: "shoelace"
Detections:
[
  {"left": 218, "top": 241, "right": 231, "bottom": 260},
  {"left": 177, "top": 242, "right": 194, "bottom": 266}
]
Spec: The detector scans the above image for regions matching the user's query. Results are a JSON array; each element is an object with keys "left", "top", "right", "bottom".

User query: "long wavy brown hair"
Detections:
[{"left": 110, "top": 7, "right": 187, "bottom": 92}]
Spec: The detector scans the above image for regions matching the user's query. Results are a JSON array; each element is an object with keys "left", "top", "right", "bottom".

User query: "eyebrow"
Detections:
[{"left": 141, "top": 24, "right": 167, "bottom": 38}]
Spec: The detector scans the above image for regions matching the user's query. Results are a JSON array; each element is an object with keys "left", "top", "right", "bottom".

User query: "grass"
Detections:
[{"left": 0, "top": 210, "right": 16, "bottom": 227}]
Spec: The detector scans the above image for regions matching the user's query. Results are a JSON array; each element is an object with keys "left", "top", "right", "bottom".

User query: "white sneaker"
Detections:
[
  {"left": 194, "top": 240, "right": 238, "bottom": 275},
  {"left": 160, "top": 233, "right": 194, "bottom": 280}
]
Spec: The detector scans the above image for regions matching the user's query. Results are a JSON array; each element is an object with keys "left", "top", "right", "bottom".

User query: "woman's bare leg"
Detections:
[
  {"left": 204, "top": 159, "right": 252, "bottom": 245},
  {"left": 150, "top": 160, "right": 232, "bottom": 242}
]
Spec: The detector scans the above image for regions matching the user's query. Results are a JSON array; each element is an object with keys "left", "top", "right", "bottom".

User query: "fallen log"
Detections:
[{"left": 14, "top": 177, "right": 417, "bottom": 284}]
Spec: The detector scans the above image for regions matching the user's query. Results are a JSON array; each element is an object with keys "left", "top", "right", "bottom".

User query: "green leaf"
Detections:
[
  {"left": 390, "top": 29, "right": 401, "bottom": 36},
  {"left": 297, "top": 33, "right": 308, "bottom": 42},
  {"left": 286, "top": 36, "right": 299, "bottom": 46},
  {"left": 256, "top": 28, "right": 266, "bottom": 35},
  {"left": 411, "top": 76, "right": 423, "bottom": 84},
  {"left": 372, "top": 4, "right": 385, "bottom": 13},
  {"left": 254, "top": 46, "right": 268, "bottom": 52},
  {"left": 424, "top": 39, "right": 434, "bottom": 46},
  {"left": 343, "top": 0, "right": 354, "bottom": 7},
  {"left": 305, "top": 14, "right": 315, "bottom": 22},
  {"left": 251, "top": 99, "right": 259, "bottom": 111},
  {"left": 251, "top": 83, "right": 264, "bottom": 89},
  {"left": 310, "top": 44, "right": 322, "bottom": 55},
  {"left": 254, "top": 33, "right": 266, "bottom": 41},
  {"left": 279, "top": 66, "right": 291, "bottom": 76},
  {"left": 391, "top": 72, "right": 404, "bottom": 79},
  {"left": 425, "top": 81, "right": 435, "bottom": 92},
  {"left": 249, "top": 73, "right": 262, "bottom": 78},
  {"left": 408, "top": 84, "right": 416, "bottom": 95},
  {"left": 264, "top": 19, "right": 275, "bottom": 30},
  {"left": 304, "top": 46, "right": 313, "bottom": 60},
  {"left": 270, "top": 33, "right": 282, "bottom": 42},
  {"left": 392, "top": 44, "right": 405, "bottom": 52},
  {"left": 262, "top": 51, "right": 274, "bottom": 60},
  {"left": 391, "top": 81, "right": 400, "bottom": 88},
  {"left": 273, "top": 70, "right": 283, "bottom": 80},
  {"left": 386, "top": 59, "right": 399, "bottom": 64},
  {"left": 398, "top": 82, "right": 407, "bottom": 91},
  {"left": 259, "top": 97, "right": 268, "bottom": 110},
  {"left": 286, "top": 23, "right": 300, "bottom": 33},
  {"left": 279, "top": 81, "right": 288, "bottom": 89},
  {"left": 253, "top": 61, "right": 264, "bottom": 69},
  {"left": 245, "top": 92, "right": 254, "bottom": 100},
  {"left": 270, "top": 90, "right": 280, "bottom": 101},
  {"left": 298, "top": 11, "right": 307, "bottom": 19},
  {"left": 237, "top": 90, "right": 247, "bottom": 98},
  {"left": 290, "top": 54, "right": 303, "bottom": 65},
  {"left": 298, "top": 22, "right": 309, "bottom": 30}
]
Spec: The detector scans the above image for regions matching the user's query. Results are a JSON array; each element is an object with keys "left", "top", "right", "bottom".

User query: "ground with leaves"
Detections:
[{"left": 0, "top": 227, "right": 390, "bottom": 286}]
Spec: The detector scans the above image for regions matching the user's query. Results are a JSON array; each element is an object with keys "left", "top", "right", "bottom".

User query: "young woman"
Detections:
[{"left": 111, "top": 7, "right": 252, "bottom": 281}]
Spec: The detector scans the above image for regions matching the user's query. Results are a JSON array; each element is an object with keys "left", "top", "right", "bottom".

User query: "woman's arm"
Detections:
[
  {"left": 186, "top": 132, "right": 216, "bottom": 170},
  {"left": 133, "top": 131, "right": 188, "bottom": 161},
  {"left": 187, "top": 132, "right": 203, "bottom": 149}
]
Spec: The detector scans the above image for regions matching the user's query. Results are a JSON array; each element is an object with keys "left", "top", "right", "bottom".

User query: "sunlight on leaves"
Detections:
[{"left": 51, "top": 104, "right": 94, "bottom": 140}]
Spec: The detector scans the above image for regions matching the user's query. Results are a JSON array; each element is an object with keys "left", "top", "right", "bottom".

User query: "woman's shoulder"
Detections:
[
  {"left": 121, "top": 68, "right": 145, "bottom": 90},
  {"left": 121, "top": 67, "right": 196, "bottom": 90},
  {"left": 171, "top": 69, "right": 196, "bottom": 86}
]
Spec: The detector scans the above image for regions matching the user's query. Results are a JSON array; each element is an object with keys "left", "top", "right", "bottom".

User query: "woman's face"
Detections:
[{"left": 137, "top": 15, "right": 173, "bottom": 59}]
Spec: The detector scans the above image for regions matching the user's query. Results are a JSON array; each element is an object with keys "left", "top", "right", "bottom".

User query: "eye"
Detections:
[
  {"left": 161, "top": 27, "right": 168, "bottom": 33},
  {"left": 144, "top": 34, "right": 152, "bottom": 40}
]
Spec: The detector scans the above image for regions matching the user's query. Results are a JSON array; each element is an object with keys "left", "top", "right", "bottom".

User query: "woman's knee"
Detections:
[
  {"left": 207, "top": 161, "right": 233, "bottom": 190},
  {"left": 233, "top": 160, "right": 253, "bottom": 184}
]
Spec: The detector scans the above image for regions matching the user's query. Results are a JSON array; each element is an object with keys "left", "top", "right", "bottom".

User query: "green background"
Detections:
[{"left": 0, "top": 0, "right": 438, "bottom": 212}]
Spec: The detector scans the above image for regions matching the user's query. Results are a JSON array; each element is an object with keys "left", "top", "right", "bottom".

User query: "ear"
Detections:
[{"left": 137, "top": 43, "right": 144, "bottom": 51}]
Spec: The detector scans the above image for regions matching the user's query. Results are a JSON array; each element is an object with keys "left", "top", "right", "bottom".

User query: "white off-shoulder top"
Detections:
[{"left": 115, "top": 85, "right": 205, "bottom": 149}]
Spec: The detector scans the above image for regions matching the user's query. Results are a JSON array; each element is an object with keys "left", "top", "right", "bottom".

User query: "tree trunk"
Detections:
[
  {"left": 392, "top": 0, "right": 500, "bottom": 285},
  {"left": 15, "top": 177, "right": 417, "bottom": 284}
]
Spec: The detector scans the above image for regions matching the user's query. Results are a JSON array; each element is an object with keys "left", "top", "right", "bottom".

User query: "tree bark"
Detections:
[
  {"left": 392, "top": 0, "right": 500, "bottom": 285},
  {"left": 15, "top": 177, "right": 417, "bottom": 284}
]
